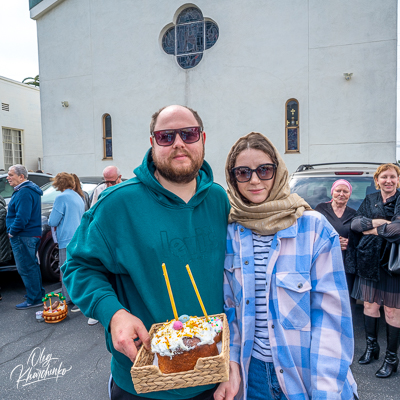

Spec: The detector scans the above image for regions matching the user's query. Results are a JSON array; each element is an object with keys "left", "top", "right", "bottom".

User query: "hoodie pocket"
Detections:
[{"left": 275, "top": 272, "right": 312, "bottom": 331}]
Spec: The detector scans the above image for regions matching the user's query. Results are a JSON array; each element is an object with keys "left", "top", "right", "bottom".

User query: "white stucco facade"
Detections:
[
  {"left": 31, "top": 0, "right": 397, "bottom": 184},
  {"left": 0, "top": 76, "right": 42, "bottom": 171}
]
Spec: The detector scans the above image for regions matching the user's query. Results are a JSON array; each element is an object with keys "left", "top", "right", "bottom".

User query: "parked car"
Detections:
[
  {"left": 289, "top": 162, "right": 384, "bottom": 210},
  {"left": 0, "top": 172, "right": 55, "bottom": 273},
  {"left": 0, "top": 172, "right": 54, "bottom": 204},
  {"left": 0, "top": 176, "right": 107, "bottom": 280},
  {"left": 39, "top": 177, "right": 105, "bottom": 281}
]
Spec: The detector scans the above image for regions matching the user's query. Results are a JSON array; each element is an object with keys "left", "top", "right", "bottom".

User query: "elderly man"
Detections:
[
  {"left": 62, "top": 105, "right": 229, "bottom": 400},
  {"left": 90, "top": 166, "right": 122, "bottom": 207},
  {"left": 6, "top": 164, "right": 45, "bottom": 309}
]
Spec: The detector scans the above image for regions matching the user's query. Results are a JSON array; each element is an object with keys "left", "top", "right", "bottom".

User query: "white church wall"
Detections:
[
  {"left": 308, "top": 0, "right": 397, "bottom": 165},
  {"left": 0, "top": 76, "right": 42, "bottom": 171},
  {"left": 33, "top": 0, "right": 397, "bottom": 184}
]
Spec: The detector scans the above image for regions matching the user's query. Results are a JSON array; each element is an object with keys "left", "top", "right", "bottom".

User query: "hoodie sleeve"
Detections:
[
  {"left": 61, "top": 211, "right": 128, "bottom": 330},
  {"left": 8, "top": 191, "right": 34, "bottom": 236}
]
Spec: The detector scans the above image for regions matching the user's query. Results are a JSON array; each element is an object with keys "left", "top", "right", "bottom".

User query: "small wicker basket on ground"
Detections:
[
  {"left": 131, "top": 313, "right": 230, "bottom": 394},
  {"left": 42, "top": 292, "right": 68, "bottom": 323}
]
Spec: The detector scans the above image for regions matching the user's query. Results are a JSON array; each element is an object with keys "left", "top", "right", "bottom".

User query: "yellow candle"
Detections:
[
  {"left": 162, "top": 263, "right": 179, "bottom": 321},
  {"left": 186, "top": 264, "right": 209, "bottom": 321}
]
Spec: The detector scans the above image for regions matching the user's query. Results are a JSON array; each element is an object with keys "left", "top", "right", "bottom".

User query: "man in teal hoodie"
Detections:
[{"left": 62, "top": 105, "right": 230, "bottom": 400}]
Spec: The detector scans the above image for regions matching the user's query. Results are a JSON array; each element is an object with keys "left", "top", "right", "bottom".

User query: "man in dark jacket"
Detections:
[{"left": 6, "top": 164, "right": 45, "bottom": 309}]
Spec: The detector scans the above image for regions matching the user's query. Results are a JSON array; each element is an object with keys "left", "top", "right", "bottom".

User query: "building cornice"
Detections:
[
  {"left": 30, "top": 0, "right": 65, "bottom": 20},
  {"left": 0, "top": 76, "right": 40, "bottom": 91}
]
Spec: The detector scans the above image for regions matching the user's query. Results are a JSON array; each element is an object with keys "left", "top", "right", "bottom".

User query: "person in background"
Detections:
[
  {"left": 217, "top": 132, "right": 357, "bottom": 400},
  {"left": 49, "top": 173, "right": 85, "bottom": 312},
  {"left": 0, "top": 194, "right": 13, "bottom": 301},
  {"left": 6, "top": 164, "right": 44, "bottom": 309},
  {"left": 315, "top": 179, "right": 357, "bottom": 314},
  {"left": 347, "top": 163, "right": 400, "bottom": 378},
  {"left": 71, "top": 173, "right": 90, "bottom": 211},
  {"left": 90, "top": 166, "right": 122, "bottom": 207},
  {"left": 87, "top": 165, "right": 122, "bottom": 326}
]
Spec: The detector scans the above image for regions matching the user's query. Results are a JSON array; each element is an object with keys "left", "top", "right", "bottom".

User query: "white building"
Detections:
[
  {"left": 30, "top": 0, "right": 397, "bottom": 184},
  {"left": 0, "top": 76, "right": 43, "bottom": 172}
]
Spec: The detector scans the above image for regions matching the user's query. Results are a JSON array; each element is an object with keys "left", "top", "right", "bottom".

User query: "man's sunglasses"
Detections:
[
  {"left": 232, "top": 163, "right": 277, "bottom": 183},
  {"left": 151, "top": 126, "right": 202, "bottom": 147},
  {"left": 103, "top": 176, "right": 121, "bottom": 186}
]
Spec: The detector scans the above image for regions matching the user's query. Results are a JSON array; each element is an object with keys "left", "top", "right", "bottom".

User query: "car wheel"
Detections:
[{"left": 40, "top": 240, "right": 59, "bottom": 282}]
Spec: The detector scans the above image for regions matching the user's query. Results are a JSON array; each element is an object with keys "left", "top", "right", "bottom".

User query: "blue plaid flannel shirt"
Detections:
[{"left": 224, "top": 211, "right": 358, "bottom": 400}]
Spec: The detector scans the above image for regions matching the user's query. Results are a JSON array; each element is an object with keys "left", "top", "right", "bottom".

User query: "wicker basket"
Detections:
[
  {"left": 131, "top": 313, "right": 230, "bottom": 394},
  {"left": 42, "top": 292, "right": 68, "bottom": 324}
]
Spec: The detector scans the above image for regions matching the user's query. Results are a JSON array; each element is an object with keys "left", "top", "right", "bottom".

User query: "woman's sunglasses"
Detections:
[
  {"left": 151, "top": 126, "right": 202, "bottom": 147},
  {"left": 232, "top": 163, "right": 277, "bottom": 183}
]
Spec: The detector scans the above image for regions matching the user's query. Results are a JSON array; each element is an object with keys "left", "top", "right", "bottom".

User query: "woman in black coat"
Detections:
[
  {"left": 315, "top": 179, "right": 356, "bottom": 310},
  {"left": 347, "top": 163, "right": 400, "bottom": 379}
]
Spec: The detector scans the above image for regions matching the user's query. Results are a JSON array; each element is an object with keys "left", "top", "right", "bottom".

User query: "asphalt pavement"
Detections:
[{"left": 1, "top": 271, "right": 400, "bottom": 400}]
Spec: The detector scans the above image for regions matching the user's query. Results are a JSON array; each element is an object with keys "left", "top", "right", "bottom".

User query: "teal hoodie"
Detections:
[{"left": 62, "top": 149, "right": 230, "bottom": 399}]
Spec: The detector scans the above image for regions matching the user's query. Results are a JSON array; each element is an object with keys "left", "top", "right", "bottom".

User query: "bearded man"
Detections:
[{"left": 62, "top": 105, "right": 230, "bottom": 400}]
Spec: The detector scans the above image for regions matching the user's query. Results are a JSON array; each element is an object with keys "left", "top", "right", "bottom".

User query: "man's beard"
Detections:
[{"left": 153, "top": 145, "right": 205, "bottom": 184}]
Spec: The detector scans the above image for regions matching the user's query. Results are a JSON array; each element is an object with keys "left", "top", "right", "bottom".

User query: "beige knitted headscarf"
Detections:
[{"left": 226, "top": 132, "right": 311, "bottom": 235}]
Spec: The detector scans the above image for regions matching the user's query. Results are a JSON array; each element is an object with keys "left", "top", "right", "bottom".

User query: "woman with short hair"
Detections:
[
  {"left": 49, "top": 173, "right": 85, "bottom": 305},
  {"left": 347, "top": 163, "right": 400, "bottom": 378}
]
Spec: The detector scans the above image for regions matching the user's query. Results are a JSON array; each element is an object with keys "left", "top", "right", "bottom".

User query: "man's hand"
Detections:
[
  {"left": 339, "top": 236, "right": 348, "bottom": 251},
  {"left": 214, "top": 362, "right": 241, "bottom": 400},
  {"left": 110, "top": 309, "right": 151, "bottom": 362}
]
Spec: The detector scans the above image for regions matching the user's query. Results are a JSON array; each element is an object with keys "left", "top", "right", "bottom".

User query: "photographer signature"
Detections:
[{"left": 10, "top": 347, "right": 72, "bottom": 388}]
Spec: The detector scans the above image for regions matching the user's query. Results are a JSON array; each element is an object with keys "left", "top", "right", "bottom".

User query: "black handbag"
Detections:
[{"left": 388, "top": 242, "right": 400, "bottom": 274}]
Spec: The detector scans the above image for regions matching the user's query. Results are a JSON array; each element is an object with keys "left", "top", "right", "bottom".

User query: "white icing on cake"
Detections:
[
  {"left": 151, "top": 316, "right": 216, "bottom": 358},
  {"left": 207, "top": 316, "right": 223, "bottom": 333}
]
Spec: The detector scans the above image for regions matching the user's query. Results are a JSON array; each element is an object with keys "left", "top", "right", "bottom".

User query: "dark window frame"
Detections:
[
  {"left": 102, "top": 114, "right": 113, "bottom": 160},
  {"left": 285, "top": 98, "right": 300, "bottom": 153}
]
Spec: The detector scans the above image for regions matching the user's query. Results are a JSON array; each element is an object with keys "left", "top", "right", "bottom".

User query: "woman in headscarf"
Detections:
[
  {"left": 347, "top": 163, "right": 400, "bottom": 378},
  {"left": 315, "top": 180, "right": 357, "bottom": 312},
  {"left": 215, "top": 132, "right": 357, "bottom": 400}
]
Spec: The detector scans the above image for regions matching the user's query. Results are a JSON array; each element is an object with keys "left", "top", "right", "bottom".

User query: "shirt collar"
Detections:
[{"left": 14, "top": 180, "right": 29, "bottom": 191}]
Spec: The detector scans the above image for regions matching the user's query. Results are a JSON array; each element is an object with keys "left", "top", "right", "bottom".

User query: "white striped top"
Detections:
[{"left": 251, "top": 232, "right": 274, "bottom": 362}]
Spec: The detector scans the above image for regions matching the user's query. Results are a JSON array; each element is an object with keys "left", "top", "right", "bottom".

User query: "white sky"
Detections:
[{"left": 0, "top": 2, "right": 38, "bottom": 82}]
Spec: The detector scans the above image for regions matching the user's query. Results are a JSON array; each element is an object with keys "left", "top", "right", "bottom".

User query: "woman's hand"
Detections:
[
  {"left": 363, "top": 228, "right": 378, "bottom": 236},
  {"left": 214, "top": 362, "right": 241, "bottom": 400},
  {"left": 372, "top": 219, "right": 390, "bottom": 228},
  {"left": 339, "top": 236, "right": 348, "bottom": 251}
]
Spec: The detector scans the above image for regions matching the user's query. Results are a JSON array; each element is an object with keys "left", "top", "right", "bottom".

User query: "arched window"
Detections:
[
  {"left": 285, "top": 99, "right": 299, "bottom": 153},
  {"left": 103, "top": 114, "right": 112, "bottom": 159}
]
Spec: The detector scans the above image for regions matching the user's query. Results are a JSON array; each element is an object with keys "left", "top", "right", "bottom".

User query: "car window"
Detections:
[
  {"left": 41, "top": 183, "right": 61, "bottom": 204},
  {"left": 0, "top": 176, "right": 14, "bottom": 199},
  {"left": 29, "top": 175, "right": 53, "bottom": 187},
  {"left": 289, "top": 176, "right": 378, "bottom": 210},
  {"left": 41, "top": 182, "right": 100, "bottom": 204}
]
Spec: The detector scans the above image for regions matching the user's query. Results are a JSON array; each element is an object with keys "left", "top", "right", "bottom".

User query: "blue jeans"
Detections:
[
  {"left": 10, "top": 236, "right": 45, "bottom": 304},
  {"left": 247, "top": 357, "right": 287, "bottom": 400},
  {"left": 59, "top": 248, "right": 71, "bottom": 303}
]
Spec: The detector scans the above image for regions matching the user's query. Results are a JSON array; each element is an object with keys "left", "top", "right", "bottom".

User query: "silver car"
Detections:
[{"left": 289, "top": 162, "right": 382, "bottom": 210}]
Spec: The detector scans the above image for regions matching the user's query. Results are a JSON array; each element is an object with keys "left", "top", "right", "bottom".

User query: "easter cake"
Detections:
[{"left": 151, "top": 314, "right": 222, "bottom": 374}]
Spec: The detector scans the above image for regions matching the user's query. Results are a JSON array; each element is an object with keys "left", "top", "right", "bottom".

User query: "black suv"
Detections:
[{"left": 289, "top": 162, "right": 383, "bottom": 210}]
